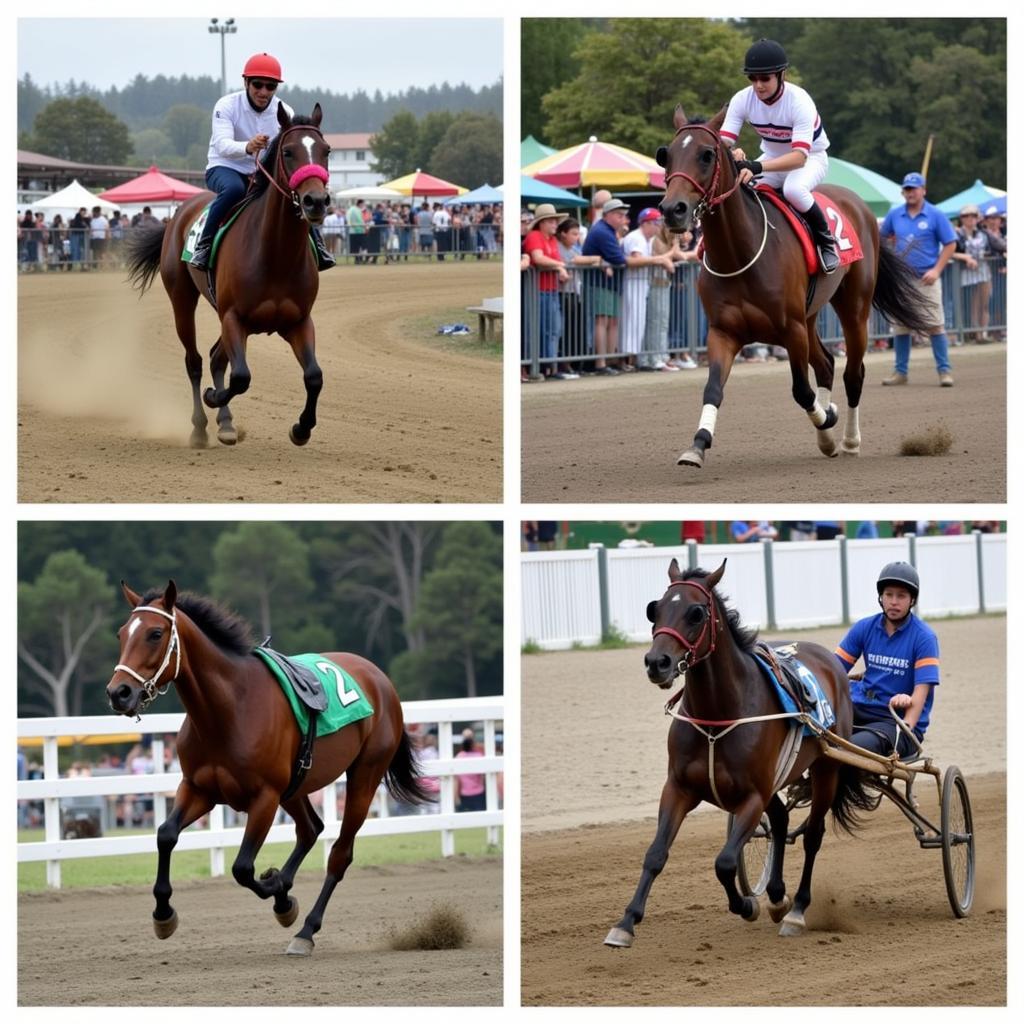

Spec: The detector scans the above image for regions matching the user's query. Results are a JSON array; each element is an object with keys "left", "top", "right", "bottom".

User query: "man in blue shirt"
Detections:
[
  {"left": 834, "top": 561, "right": 940, "bottom": 757},
  {"left": 582, "top": 198, "right": 628, "bottom": 375},
  {"left": 879, "top": 173, "right": 957, "bottom": 387}
]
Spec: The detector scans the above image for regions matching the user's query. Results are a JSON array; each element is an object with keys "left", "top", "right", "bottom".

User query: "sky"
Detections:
[{"left": 18, "top": 17, "right": 503, "bottom": 95}]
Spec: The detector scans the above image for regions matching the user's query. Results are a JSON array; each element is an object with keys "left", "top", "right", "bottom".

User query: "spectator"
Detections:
[
  {"left": 581, "top": 197, "right": 629, "bottom": 375},
  {"left": 680, "top": 521, "right": 706, "bottom": 543},
  {"left": 522, "top": 203, "right": 569, "bottom": 379},
  {"left": 646, "top": 218, "right": 696, "bottom": 371},
  {"left": 69, "top": 207, "right": 89, "bottom": 267},
  {"left": 48, "top": 214, "right": 69, "bottom": 270},
  {"left": 813, "top": 520, "right": 842, "bottom": 541},
  {"left": 523, "top": 520, "right": 539, "bottom": 551},
  {"left": 432, "top": 202, "right": 452, "bottom": 260},
  {"left": 455, "top": 734, "right": 486, "bottom": 812},
  {"left": 555, "top": 216, "right": 601, "bottom": 375},
  {"left": 731, "top": 521, "right": 778, "bottom": 542},
  {"left": 347, "top": 199, "right": 367, "bottom": 263},
  {"left": 880, "top": 172, "right": 957, "bottom": 387},
  {"left": 137, "top": 205, "right": 160, "bottom": 229},
  {"left": 855, "top": 520, "right": 879, "bottom": 539},
  {"left": 322, "top": 204, "right": 345, "bottom": 257},
  {"left": 89, "top": 205, "right": 110, "bottom": 267},
  {"left": 19, "top": 210, "right": 38, "bottom": 269},
  {"left": 109, "top": 210, "right": 124, "bottom": 260},
  {"left": 953, "top": 204, "right": 1005, "bottom": 344},
  {"left": 537, "top": 521, "right": 558, "bottom": 550},
  {"left": 416, "top": 201, "right": 434, "bottom": 257},
  {"left": 621, "top": 209, "right": 675, "bottom": 371},
  {"left": 784, "top": 521, "right": 816, "bottom": 541}
]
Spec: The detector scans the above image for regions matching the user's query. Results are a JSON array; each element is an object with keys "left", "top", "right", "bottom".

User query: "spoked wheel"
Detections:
[
  {"left": 727, "top": 811, "right": 776, "bottom": 897},
  {"left": 940, "top": 765, "right": 975, "bottom": 917}
]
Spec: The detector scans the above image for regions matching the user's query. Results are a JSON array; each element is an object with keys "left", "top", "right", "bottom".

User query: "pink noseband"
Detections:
[{"left": 288, "top": 164, "right": 330, "bottom": 190}]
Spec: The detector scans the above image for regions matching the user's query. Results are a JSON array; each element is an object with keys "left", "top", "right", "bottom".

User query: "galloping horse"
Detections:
[
  {"left": 656, "top": 106, "right": 935, "bottom": 468},
  {"left": 107, "top": 580, "right": 430, "bottom": 956},
  {"left": 125, "top": 104, "right": 331, "bottom": 448},
  {"left": 605, "top": 559, "right": 872, "bottom": 947}
]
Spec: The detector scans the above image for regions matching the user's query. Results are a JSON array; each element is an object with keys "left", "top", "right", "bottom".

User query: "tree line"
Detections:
[
  {"left": 522, "top": 18, "right": 1005, "bottom": 199},
  {"left": 18, "top": 521, "right": 502, "bottom": 718}
]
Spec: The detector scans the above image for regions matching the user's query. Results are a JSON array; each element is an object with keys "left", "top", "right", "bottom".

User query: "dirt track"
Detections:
[
  {"left": 18, "top": 857, "right": 502, "bottom": 1006},
  {"left": 522, "top": 618, "right": 1006, "bottom": 1005},
  {"left": 18, "top": 262, "right": 501, "bottom": 503},
  {"left": 522, "top": 343, "right": 1006, "bottom": 502}
]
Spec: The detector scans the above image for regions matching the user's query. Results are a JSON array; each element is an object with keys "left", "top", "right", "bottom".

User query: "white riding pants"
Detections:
[{"left": 757, "top": 150, "right": 829, "bottom": 212}]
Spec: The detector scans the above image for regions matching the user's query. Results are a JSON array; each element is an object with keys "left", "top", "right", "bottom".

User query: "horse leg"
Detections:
[
  {"left": 282, "top": 318, "right": 323, "bottom": 446},
  {"left": 168, "top": 283, "right": 208, "bottom": 448},
  {"left": 287, "top": 759, "right": 381, "bottom": 956},
  {"left": 779, "top": 761, "right": 838, "bottom": 936},
  {"left": 228, "top": 790, "right": 286, "bottom": 902},
  {"left": 832, "top": 295, "right": 871, "bottom": 456},
  {"left": 764, "top": 793, "right": 793, "bottom": 923},
  {"left": 677, "top": 328, "right": 741, "bottom": 469},
  {"left": 203, "top": 314, "right": 251, "bottom": 410},
  {"left": 714, "top": 793, "right": 768, "bottom": 922},
  {"left": 264, "top": 795, "right": 325, "bottom": 926},
  {"left": 208, "top": 338, "right": 238, "bottom": 445},
  {"left": 805, "top": 313, "right": 840, "bottom": 457},
  {"left": 153, "top": 781, "right": 214, "bottom": 938},
  {"left": 605, "top": 778, "right": 699, "bottom": 947},
  {"left": 784, "top": 322, "right": 839, "bottom": 456}
]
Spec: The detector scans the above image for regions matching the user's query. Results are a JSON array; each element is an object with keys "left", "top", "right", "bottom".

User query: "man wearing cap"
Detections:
[
  {"left": 191, "top": 52, "right": 334, "bottom": 272},
  {"left": 582, "top": 198, "right": 629, "bottom": 374},
  {"left": 522, "top": 204, "right": 569, "bottom": 378},
  {"left": 953, "top": 203, "right": 1006, "bottom": 343},
  {"left": 621, "top": 209, "right": 677, "bottom": 370},
  {"left": 879, "top": 173, "right": 957, "bottom": 386}
]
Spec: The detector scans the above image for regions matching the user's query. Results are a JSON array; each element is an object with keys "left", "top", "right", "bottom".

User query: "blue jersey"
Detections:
[
  {"left": 880, "top": 201, "right": 956, "bottom": 277},
  {"left": 581, "top": 218, "right": 625, "bottom": 290},
  {"left": 834, "top": 612, "right": 940, "bottom": 732}
]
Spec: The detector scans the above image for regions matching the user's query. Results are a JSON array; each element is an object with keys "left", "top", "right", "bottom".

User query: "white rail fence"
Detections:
[
  {"left": 18, "top": 697, "right": 504, "bottom": 888},
  {"left": 523, "top": 533, "right": 1006, "bottom": 650}
]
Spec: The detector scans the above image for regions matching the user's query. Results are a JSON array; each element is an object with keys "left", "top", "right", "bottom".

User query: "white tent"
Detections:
[
  {"left": 333, "top": 184, "right": 404, "bottom": 202},
  {"left": 30, "top": 179, "right": 115, "bottom": 219}
]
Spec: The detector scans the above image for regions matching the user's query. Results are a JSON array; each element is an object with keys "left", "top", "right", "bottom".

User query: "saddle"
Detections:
[{"left": 754, "top": 641, "right": 819, "bottom": 713}]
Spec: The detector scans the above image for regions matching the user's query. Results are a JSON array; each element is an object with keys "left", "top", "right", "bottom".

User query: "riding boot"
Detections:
[
  {"left": 189, "top": 235, "right": 212, "bottom": 271},
  {"left": 311, "top": 228, "right": 336, "bottom": 271},
  {"left": 803, "top": 203, "right": 840, "bottom": 275}
]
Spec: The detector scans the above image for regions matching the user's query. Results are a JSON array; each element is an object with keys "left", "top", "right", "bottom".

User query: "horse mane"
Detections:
[
  {"left": 682, "top": 567, "right": 759, "bottom": 652},
  {"left": 251, "top": 114, "right": 320, "bottom": 197},
  {"left": 141, "top": 588, "right": 254, "bottom": 655}
]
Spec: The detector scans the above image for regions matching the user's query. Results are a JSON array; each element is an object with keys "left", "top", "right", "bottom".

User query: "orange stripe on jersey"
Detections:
[
  {"left": 835, "top": 646, "right": 856, "bottom": 664},
  {"left": 915, "top": 657, "right": 940, "bottom": 669}
]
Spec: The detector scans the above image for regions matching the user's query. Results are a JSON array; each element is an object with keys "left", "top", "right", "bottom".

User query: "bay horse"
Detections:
[
  {"left": 605, "top": 559, "right": 872, "bottom": 947},
  {"left": 656, "top": 105, "right": 935, "bottom": 468},
  {"left": 106, "top": 580, "right": 431, "bottom": 956},
  {"left": 125, "top": 103, "right": 331, "bottom": 448}
]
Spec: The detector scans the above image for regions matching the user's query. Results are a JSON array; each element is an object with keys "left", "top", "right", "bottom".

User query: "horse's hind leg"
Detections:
[
  {"left": 764, "top": 793, "right": 792, "bottom": 922},
  {"left": 805, "top": 312, "right": 839, "bottom": 457},
  {"left": 167, "top": 279, "right": 209, "bottom": 448},
  {"left": 283, "top": 318, "right": 322, "bottom": 447},
  {"left": 832, "top": 291, "right": 871, "bottom": 455},
  {"left": 677, "top": 328, "right": 741, "bottom": 469},
  {"left": 208, "top": 339, "right": 238, "bottom": 445},
  {"left": 605, "top": 778, "right": 698, "bottom": 947},
  {"left": 714, "top": 793, "right": 769, "bottom": 923}
]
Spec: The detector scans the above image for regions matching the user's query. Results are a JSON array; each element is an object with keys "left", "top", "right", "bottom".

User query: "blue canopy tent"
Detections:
[
  {"left": 935, "top": 179, "right": 1006, "bottom": 216},
  {"left": 520, "top": 175, "right": 589, "bottom": 208},
  {"left": 443, "top": 183, "right": 504, "bottom": 206},
  {"left": 979, "top": 194, "right": 1007, "bottom": 217}
]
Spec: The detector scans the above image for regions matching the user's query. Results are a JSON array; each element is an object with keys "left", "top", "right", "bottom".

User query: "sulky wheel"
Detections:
[
  {"left": 727, "top": 811, "right": 776, "bottom": 897},
  {"left": 940, "top": 765, "right": 975, "bottom": 917}
]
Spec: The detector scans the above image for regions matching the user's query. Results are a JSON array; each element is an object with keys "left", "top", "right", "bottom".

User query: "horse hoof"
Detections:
[
  {"left": 153, "top": 910, "right": 179, "bottom": 940},
  {"left": 840, "top": 441, "right": 860, "bottom": 456},
  {"left": 768, "top": 895, "right": 793, "bottom": 923},
  {"left": 217, "top": 426, "right": 238, "bottom": 446},
  {"left": 778, "top": 910, "right": 806, "bottom": 937},
  {"left": 817, "top": 438, "right": 839, "bottom": 458},
  {"left": 274, "top": 896, "right": 299, "bottom": 928},
  {"left": 676, "top": 448, "right": 704, "bottom": 469},
  {"left": 742, "top": 897, "right": 760, "bottom": 922},
  {"left": 189, "top": 431, "right": 208, "bottom": 450},
  {"left": 603, "top": 927, "right": 634, "bottom": 948},
  {"left": 285, "top": 936, "right": 315, "bottom": 957},
  {"left": 289, "top": 425, "right": 310, "bottom": 447}
]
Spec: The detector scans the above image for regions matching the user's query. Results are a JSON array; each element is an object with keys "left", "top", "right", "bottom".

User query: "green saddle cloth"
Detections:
[{"left": 253, "top": 650, "right": 375, "bottom": 737}]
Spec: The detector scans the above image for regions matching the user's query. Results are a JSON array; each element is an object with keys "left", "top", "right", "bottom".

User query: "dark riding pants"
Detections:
[
  {"left": 851, "top": 716, "right": 922, "bottom": 759},
  {"left": 199, "top": 166, "right": 250, "bottom": 248}
]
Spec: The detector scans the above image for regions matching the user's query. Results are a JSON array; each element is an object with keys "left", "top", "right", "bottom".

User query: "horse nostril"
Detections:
[{"left": 112, "top": 684, "right": 132, "bottom": 708}]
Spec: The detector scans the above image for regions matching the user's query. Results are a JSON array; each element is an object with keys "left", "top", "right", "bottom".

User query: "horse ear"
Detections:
[
  {"left": 646, "top": 600, "right": 659, "bottom": 624},
  {"left": 121, "top": 581, "right": 141, "bottom": 607},
  {"left": 668, "top": 557, "right": 684, "bottom": 582},
  {"left": 277, "top": 102, "right": 291, "bottom": 130},
  {"left": 161, "top": 579, "right": 178, "bottom": 610},
  {"left": 655, "top": 146, "right": 668, "bottom": 168},
  {"left": 705, "top": 559, "right": 728, "bottom": 589},
  {"left": 708, "top": 105, "right": 728, "bottom": 133},
  {"left": 673, "top": 105, "right": 688, "bottom": 131},
  {"left": 311, "top": 102, "right": 323, "bottom": 127}
]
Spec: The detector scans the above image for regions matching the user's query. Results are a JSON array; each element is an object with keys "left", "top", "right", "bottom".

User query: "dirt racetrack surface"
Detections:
[
  {"left": 522, "top": 344, "right": 1006, "bottom": 502},
  {"left": 522, "top": 618, "right": 1006, "bottom": 1005},
  {"left": 18, "top": 857, "right": 502, "bottom": 1005},
  {"left": 18, "top": 263, "right": 501, "bottom": 503}
]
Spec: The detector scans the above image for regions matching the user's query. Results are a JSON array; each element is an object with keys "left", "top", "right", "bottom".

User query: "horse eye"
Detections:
[
  {"left": 700, "top": 149, "right": 714, "bottom": 165},
  {"left": 147, "top": 629, "right": 163, "bottom": 643},
  {"left": 685, "top": 606, "right": 706, "bottom": 626}
]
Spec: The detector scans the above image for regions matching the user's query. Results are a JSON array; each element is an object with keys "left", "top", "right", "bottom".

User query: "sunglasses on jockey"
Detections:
[{"left": 248, "top": 78, "right": 278, "bottom": 92}]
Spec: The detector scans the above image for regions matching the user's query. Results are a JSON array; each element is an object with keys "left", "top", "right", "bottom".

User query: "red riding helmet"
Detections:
[{"left": 242, "top": 53, "right": 283, "bottom": 82}]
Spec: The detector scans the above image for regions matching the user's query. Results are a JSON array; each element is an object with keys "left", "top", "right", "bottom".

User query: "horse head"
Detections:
[
  {"left": 107, "top": 580, "right": 180, "bottom": 717},
  {"left": 273, "top": 102, "right": 331, "bottom": 226},
  {"left": 643, "top": 559, "right": 727, "bottom": 686},
  {"left": 657, "top": 105, "right": 731, "bottom": 232}
]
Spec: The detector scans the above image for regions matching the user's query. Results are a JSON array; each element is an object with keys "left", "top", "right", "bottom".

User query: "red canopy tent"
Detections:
[{"left": 98, "top": 166, "right": 205, "bottom": 204}]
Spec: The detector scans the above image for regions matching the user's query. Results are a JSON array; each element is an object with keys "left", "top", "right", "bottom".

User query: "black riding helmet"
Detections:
[
  {"left": 743, "top": 39, "right": 790, "bottom": 75},
  {"left": 876, "top": 561, "right": 920, "bottom": 603}
]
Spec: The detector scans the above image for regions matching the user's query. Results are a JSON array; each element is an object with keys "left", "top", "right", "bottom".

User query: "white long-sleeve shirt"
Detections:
[
  {"left": 205, "top": 91, "right": 295, "bottom": 174},
  {"left": 721, "top": 82, "right": 829, "bottom": 159}
]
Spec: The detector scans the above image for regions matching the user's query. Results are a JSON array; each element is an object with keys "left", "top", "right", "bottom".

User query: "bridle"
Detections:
[
  {"left": 113, "top": 605, "right": 181, "bottom": 718},
  {"left": 651, "top": 579, "right": 720, "bottom": 675},
  {"left": 254, "top": 123, "right": 330, "bottom": 216}
]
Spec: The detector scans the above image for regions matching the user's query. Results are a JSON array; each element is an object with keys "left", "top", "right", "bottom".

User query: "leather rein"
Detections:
[{"left": 253, "top": 123, "right": 330, "bottom": 215}]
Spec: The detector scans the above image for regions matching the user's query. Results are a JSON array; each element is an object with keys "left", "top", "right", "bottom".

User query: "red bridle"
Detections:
[
  {"left": 662, "top": 123, "right": 743, "bottom": 214},
  {"left": 651, "top": 578, "right": 720, "bottom": 670},
  {"left": 255, "top": 123, "right": 330, "bottom": 211}
]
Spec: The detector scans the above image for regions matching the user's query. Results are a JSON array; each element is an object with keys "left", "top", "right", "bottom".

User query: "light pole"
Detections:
[{"left": 208, "top": 18, "right": 237, "bottom": 96}]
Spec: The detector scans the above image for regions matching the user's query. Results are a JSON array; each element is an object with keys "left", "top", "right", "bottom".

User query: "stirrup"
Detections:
[
  {"left": 189, "top": 242, "right": 211, "bottom": 270},
  {"left": 817, "top": 241, "right": 839, "bottom": 276}
]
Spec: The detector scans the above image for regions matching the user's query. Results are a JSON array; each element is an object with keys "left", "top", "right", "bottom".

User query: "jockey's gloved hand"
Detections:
[{"left": 735, "top": 160, "right": 763, "bottom": 177}]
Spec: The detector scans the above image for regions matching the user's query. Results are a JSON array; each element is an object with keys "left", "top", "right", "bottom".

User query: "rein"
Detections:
[
  {"left": 254, "top": 123, "right": 330, "bottom": 214},
  {"left": 113, "top": 605, "right": 181, "bottom": 719}
]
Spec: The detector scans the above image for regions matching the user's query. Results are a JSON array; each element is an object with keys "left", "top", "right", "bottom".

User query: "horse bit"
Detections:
[
  {"left": 254, "top": 123, "right": 330, "bottom": 215},
  {"left": 113, "top": 605, "right": 181, "bottom": 719}
]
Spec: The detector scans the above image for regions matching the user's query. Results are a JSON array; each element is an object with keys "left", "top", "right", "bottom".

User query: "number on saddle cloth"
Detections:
[{"left": 180, "top": 200, "right": 255, "bottom": 266}]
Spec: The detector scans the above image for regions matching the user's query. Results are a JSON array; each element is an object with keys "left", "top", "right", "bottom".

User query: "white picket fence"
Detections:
[{"left": 17, "top": 696, "right": 504, "bottom": 888}]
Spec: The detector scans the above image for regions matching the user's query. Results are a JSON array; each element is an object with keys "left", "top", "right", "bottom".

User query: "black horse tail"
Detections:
[
  {"left": 124, "top": 223, "right": 167, "bottom": 295},
  {"left": 384, "top": 730, "right": 435, "bottom": 805},
  {"left": 871, "top": 245, "right": 936, "bottom": 335},
  {"left": 830, "top": 762, "right": 876, "bottom": 835}
]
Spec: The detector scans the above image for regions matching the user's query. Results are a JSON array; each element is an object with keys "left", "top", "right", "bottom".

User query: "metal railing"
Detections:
[{"left": 521, "top": 257, "right": 1007, "bottom": 377}]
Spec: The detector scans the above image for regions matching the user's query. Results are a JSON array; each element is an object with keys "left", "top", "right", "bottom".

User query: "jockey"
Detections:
[
  {"left": 722, "top": 39, "right": 839, "bottom": 275},
  {"left": 833, "top": 562, "right": 940, "bottom": 758},
  {"left": 191, "top": 52, "right": 334, "bottom": 272}
]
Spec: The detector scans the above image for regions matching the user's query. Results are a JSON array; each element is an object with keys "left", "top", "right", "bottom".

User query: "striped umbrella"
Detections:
[
  {"left": 521, "top": 136, "right": 665, "bottom": 190},
  {"left": 377, "top": 170, "right": 468, "bottom": 196}
]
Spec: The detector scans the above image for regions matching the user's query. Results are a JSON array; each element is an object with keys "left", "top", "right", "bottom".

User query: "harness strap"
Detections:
[
  {"left": 280, "top": 713, "right": 318, "bottom": 803},
  {"left": 113, "top": 605, "right": 181, "bottom": 718}
]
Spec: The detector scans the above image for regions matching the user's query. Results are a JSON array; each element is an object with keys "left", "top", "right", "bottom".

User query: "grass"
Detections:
[
  {"left": 18, "top": 826, "right": 502, "bottom": 893},
  {"left": 409, "top": 307, "right": 502, "bottom": 360}
]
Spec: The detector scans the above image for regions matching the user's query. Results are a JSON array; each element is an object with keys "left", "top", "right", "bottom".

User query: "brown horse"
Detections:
[
  {"left": 125, "top": 104, "right": 331, "bottom": 448},
  {"left": 656, "top": 106, "right": 934, "bottom": 468},
  {"left": 605, "top": 559, "right": 872, "bottom": 947},
  {"left": 106, "top": 580, "right": 430, "bottom": 956}
]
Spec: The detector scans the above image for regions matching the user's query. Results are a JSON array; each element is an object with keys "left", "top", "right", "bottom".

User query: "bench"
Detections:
[{"left": 466, "top": 297, "right": 503, "bottom": 343}]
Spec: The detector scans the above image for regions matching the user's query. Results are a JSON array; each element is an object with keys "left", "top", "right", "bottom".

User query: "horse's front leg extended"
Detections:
[
  {"left": 715, "top": 793, "right": 769, "bottom": 921},
  {"left": 605, "top": 779, "right": 699, "bottom": 948},
  {"left": 153, "top": 781, "right": 214, "bottom": 938},
  {"left": 265, "top": 795, "right": 325, "bottom": 927},
  {"left": 677, "top": 328, "right": 740, "bottom": 469},
  {"left": 283, "top": 318, "right": 322, "bottom": 446},
  {"left": 230, "top": 790, "right": 285, "bottom": 902}
]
